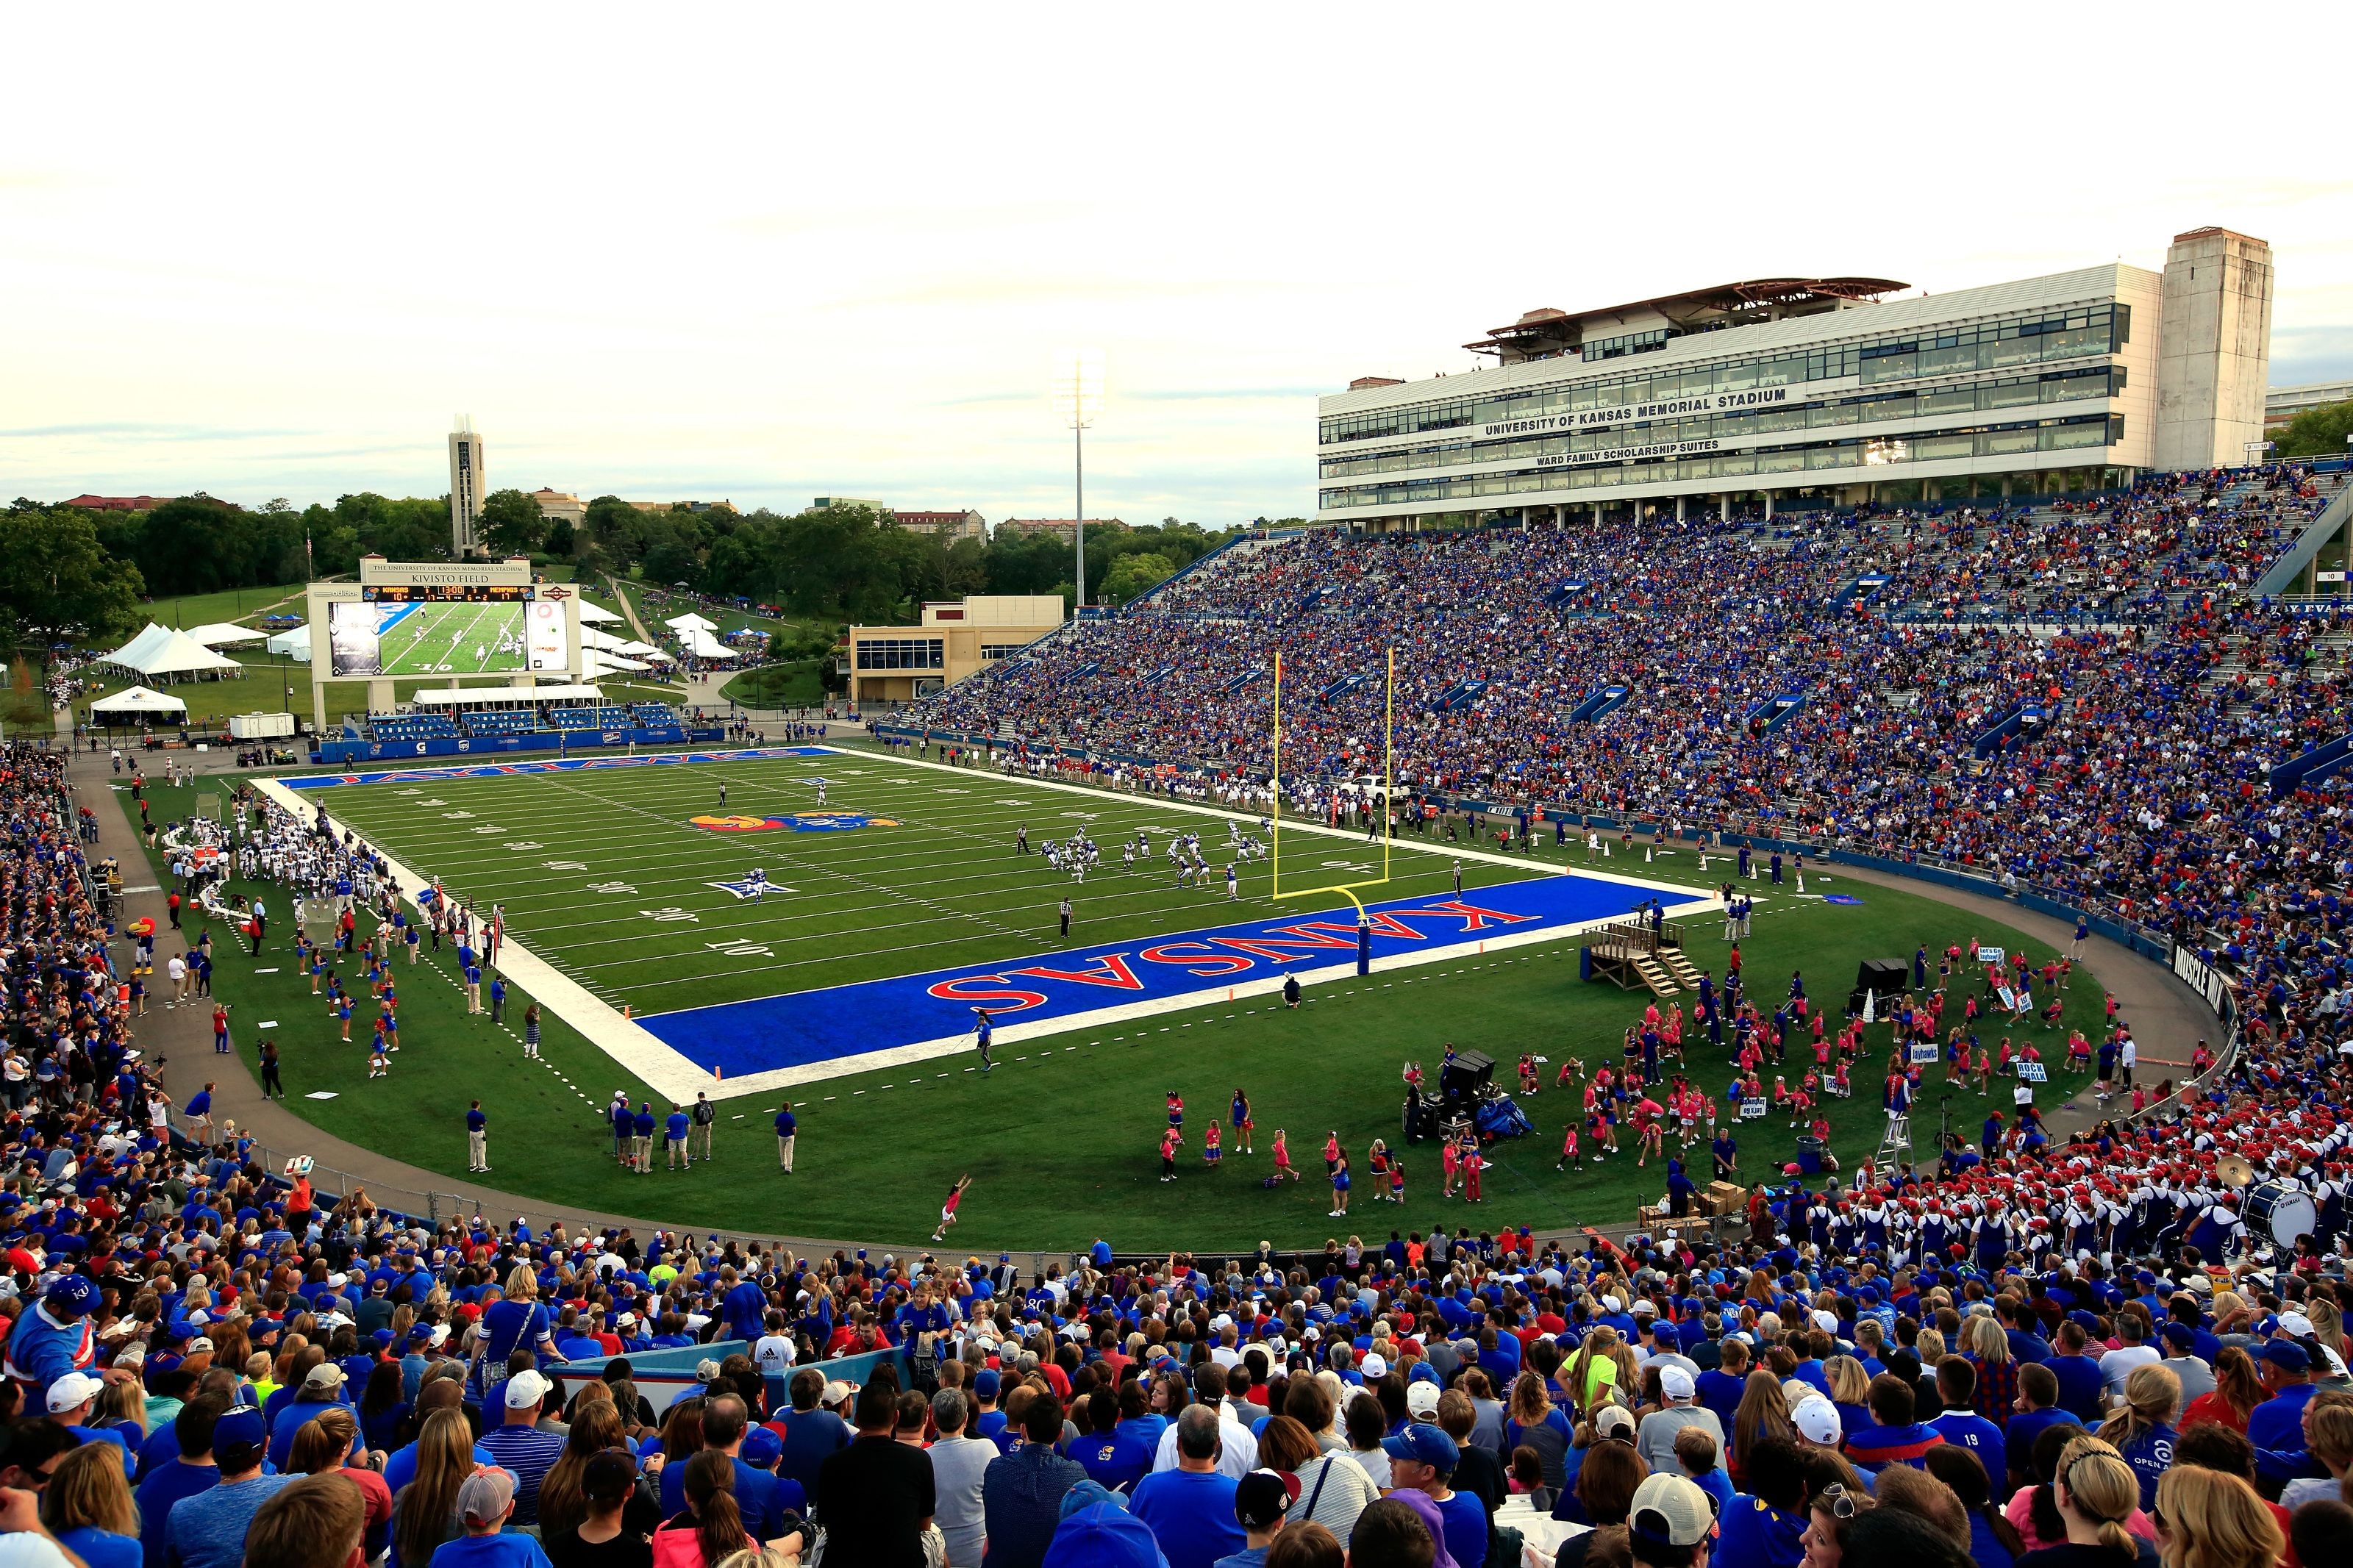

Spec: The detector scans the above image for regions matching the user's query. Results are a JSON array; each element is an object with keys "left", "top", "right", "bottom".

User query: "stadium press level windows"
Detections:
[
  {"left": 857, "top": 638, "right": 945, "bottom": 670},
  {"left": 1318, "top": 304, "right": 2129, "bottom": 446}
]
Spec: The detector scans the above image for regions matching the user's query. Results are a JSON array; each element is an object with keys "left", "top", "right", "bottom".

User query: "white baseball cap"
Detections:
[
  {"left": 46, "top": 1372, "right": 101, "bottom": 1414},
  {"left": 1360, "top": 1353, "right": 1388, "bottom": 1379},
  {"left": 1659, "top": 1366, "right": 1696, "bottom": 1401},
  {"left": 1792, "top": 1396, "right": 1841, "bottom": 1445},
  {"left": 1404, "top": 1381, "right": 1440, "bottom": 1417}
]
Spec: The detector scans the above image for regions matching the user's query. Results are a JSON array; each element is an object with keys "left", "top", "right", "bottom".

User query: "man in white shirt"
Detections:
[
  {"left": 1150, "top": 1363, "right": 1259, "bottom": 1478},
  {"left": 2098, "top": 1313, "right": 2161, "bottom": 1404}
]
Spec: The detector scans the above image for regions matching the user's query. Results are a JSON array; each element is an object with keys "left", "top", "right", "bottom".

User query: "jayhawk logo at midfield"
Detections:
[{"left": 688, "top": 812, "right": 902, "bottom": 833}]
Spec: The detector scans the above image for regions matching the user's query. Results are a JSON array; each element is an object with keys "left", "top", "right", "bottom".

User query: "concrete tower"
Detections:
[
  {"left": 448, "top": 415, "right": 486, "bottom": 557},
  {"left": 2155, "top": 229, "right": 2274, "bottom": 471}
]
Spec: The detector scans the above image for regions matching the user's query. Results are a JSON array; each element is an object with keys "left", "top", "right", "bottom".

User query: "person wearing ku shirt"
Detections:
[
  {"left": 664, "top": 1105, "right": 690, "bottom": 1170},
  {"left": 5, "top": 1275, "right": 98, "bottom": 1408},
  {"left": 1927, "top": 1359, "right": 2006, "bottom": 1507}
]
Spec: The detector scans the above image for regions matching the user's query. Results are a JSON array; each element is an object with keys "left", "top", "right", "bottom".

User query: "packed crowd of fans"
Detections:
[{"left": 4, "top": 463, "right": 2353, "bottom": 1568}]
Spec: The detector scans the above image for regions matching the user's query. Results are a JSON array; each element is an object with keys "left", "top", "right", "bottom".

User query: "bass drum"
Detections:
[{"left": 2244, "top": 1182, "right": 2320, "bottom": 1250}]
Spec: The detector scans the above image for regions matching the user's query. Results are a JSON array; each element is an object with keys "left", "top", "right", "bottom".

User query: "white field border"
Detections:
[{"left": 258, "top": 746, "right": 1720, "bottom": 1102}]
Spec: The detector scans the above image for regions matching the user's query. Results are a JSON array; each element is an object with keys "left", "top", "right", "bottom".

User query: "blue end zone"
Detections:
[
  {"left": 280, "top": 746, "right": 835, "bottom": 790},
  {"left": 638, "top": 873, "right": 1710, "bottom": 1078}
]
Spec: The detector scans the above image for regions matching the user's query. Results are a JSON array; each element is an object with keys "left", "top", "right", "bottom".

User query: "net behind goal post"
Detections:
[{"left": 1269, "top": 647, "right": 1396, "bottom": 915}]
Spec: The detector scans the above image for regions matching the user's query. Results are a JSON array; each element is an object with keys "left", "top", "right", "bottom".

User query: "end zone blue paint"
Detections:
[
  {"left": 638, "top": 873, "right": 1709, "bottom": 1078},
  {"left": 279, "top": 746, "right": 834, "bottom": 790}
]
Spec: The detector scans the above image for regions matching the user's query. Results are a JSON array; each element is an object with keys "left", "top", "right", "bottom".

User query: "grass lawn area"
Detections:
[
  {"left": 138, "top": 583, "right": 313, "bottom": 631},
  {"left": 124, "top": 754, "right": 2111, "bottom": 1252},
  {"left": 610, "top": 576, "right": 808, "bottom": 642},
  {"left": 718, "top": 659, "right": 829, "bottom": 709}
]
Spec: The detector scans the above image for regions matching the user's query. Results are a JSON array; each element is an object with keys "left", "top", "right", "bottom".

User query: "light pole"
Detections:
[{"left": 1052, "top": 349, "right": 1104, "bottom": 612}]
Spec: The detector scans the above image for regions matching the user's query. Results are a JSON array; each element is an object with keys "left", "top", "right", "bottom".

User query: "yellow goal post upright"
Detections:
[{"left": 1270, "top": 645, "right": 1395, "bottom": 975}]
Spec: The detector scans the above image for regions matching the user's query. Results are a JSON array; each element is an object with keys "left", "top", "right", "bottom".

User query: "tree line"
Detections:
[{"left": 0, "top": 490, "right": 1298, "bottom": 656}]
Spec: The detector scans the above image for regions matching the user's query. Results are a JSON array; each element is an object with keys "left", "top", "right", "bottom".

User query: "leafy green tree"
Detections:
[
  {"left": 583, "top": 495, "right": 644, "bottom": 567},
  {"left": 541, "top": 518, "right": 577, "bottom": 559},
  {"left": 1099, "top": 551, "right": 1176, "bottom": 604},
  {"left": 0, "top": 504, "right": 145, "bottom": 648},
  {"left": 2274, "top": 400, "right": 2353, "bottom": 460},
  {"left": 476, "top": 488, "right": 545, "bottom": 556}
]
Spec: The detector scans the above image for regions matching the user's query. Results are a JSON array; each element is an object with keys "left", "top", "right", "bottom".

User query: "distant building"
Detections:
[
  {"left": 449, "top": 416, "right": 486, "bottom": 557},
  {"left": 844, "top": 594, "right": 1065, "bottom": 704},
  {"left": 813, "top": 495, "right": 887, "bottom": 512},
  {"left": 2268, "top": 379, "right": 2353, "bottom": 433},
  {"left": 531, "top": 489, "right": 588, "bottom": 528},
  {"left": 61, "top": 495, "right": 172, "bottom": 512},
  {"left": 890, "top": 509, "right": 987, "bottom": 543},
  {"left": 629, "top": 499, "right": 736, "bottom": 515},
  {"left": 994, "top": 517, "right": 1126, "bottom": 540}
]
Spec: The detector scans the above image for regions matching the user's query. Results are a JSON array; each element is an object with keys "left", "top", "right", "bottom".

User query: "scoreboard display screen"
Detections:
[
  {"left": 361, "top": 584, "right": 535, "bottom": 604},
  {"left": 330, "top": 582, "right": 567, "bottom": 678}
]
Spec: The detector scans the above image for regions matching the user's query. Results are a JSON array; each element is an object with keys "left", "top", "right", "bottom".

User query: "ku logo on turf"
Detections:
[
  {"left": 688, "top": 812, "right": 901, "bottom": 833},
  {"left": 708, "top": 870, "right": 793, "bottom": 899}
]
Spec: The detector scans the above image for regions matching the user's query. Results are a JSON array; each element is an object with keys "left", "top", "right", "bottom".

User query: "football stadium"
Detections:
[{"left": 11, "top": 41, "right": 2353, "bottom": 1563}]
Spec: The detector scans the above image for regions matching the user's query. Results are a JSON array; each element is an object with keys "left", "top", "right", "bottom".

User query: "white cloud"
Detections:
[{"left": 2, "top": 3, "right": 2348, "bottom": 523}]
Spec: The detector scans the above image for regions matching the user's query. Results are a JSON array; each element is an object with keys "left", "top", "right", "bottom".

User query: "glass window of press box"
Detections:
[
  {"left": 855, "top": 638, "right": 945, "bottom": 670},
  {"left": 1318, "top": 303, "right": 2130, "bottom": 447}
]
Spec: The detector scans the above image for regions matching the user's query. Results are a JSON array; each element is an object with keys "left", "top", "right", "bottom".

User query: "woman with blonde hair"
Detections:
[
  {"left": 1729, "top": 1369, "right": 1793, "bottom": 1489},
  {"left": 1561, "top": 1325, "right": 1621, "bottom": 1415},
  {"left": 2281, "top": 1393, "right": 2353, "bottom": 1509},
  {"left": 2150, "top": 1464, "right": 2280, "bottom": 1568},
  {"left": 389, "top": 1406, "right": 476, "bottom": 1568},
  {"left": 1963, "top": 1314, "right": 2018, "bottom": 1423},
  {"left": 39, "top": 1442, "right": 140, "bottom": 1568},
  {"left": 1824, "top": 1355, "right": 1871, "bottom": 1436},
  {"left": 477, "top": 1262, "right": 555, "bottom": 1375},
  {"left": 2038, "top": 1436, "right": 2153, "bottom": 1567},
  {"left": 2096, "top": 1362, "right": 2181, "bottom": 1511}
]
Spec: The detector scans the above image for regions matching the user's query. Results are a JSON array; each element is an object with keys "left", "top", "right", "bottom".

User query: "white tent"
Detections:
[
  {"left": 99, "top": 623, "right": 176, "bottom": 672},
  {"left": 576, "top": 601, "right": 625, "bottom": 625},
  {"left": 679, "top": 628, "right": 739, "bottom": 659},
  {"left": 665, "top": 612, "right": 719, "bottom": 633},
  {"left": 184, "top": 621, "right": 265, "bottom": 647},
  {"left": 265, "top": 625, "right": 312, "bottom": 662},
  {"left": 128, "top": 629, "right": 243, "bottom": 679},
  {"left": 91, "top": 685, "right": 188, "bottom": 717},
  {"left": 582, "top": 648, "right": 651, "bottom": 676},
  {"left": 579, "top": 626, "right": 633, "bottom": 652}
]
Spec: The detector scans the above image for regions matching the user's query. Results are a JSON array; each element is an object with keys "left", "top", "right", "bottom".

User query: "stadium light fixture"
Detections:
[{"left": 1051, "top": 349, "right": 1105, "bottom": 612}]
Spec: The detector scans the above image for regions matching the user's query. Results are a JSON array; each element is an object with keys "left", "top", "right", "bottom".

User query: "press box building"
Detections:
[{"left": 1316, "top": 228, "right": 2274, "bottom": 529}]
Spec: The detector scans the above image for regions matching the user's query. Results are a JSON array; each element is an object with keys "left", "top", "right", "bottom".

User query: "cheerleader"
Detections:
[
  {"left": 1230, "top": 1088, "right": 1254, "bottom": 1154},
  {"left": 1388, "top": 1157, "right": 1405, "bottom": 1204},
  {"left": 1202, "top": 1123, "right": 1223, "bottom": 1166},
  {"left": 1270, "top": 1129, "right": 1299, "bottom": 1182},
  {"left": 1441, "top": 1136, "right": 1460, "bottom": 1198},
  {"left": 1557, "top": 1120, "right": 1581, "bottom": 1171}
]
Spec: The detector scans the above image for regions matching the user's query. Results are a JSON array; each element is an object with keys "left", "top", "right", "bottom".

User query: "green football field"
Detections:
[
  {"left": 301, "top": 748, "right": 1573, "bottom": 1020},
  {"left": 372, "top": 601, "right": 526, "bottom": 676},
  {"left": 132, "top": 747, "right": 2115, "bottom": 1251}
]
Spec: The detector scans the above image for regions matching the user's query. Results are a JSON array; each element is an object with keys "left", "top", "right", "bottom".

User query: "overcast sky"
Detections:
[{"left": 3, "top": 6, "right": 2347, "bottom": 528}]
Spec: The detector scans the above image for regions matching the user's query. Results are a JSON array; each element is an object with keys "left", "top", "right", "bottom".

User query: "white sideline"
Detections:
[{"left": 258, "top": 746, "right": 1718, "bottom": 1102}]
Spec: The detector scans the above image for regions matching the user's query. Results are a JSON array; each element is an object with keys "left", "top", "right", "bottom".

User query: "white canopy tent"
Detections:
[
  {"left": 99, "top": 623, "right": 176, "bottom": 673},
  {"left": 582, "top": 648, "right": 651, "bottom": 676},
  {"left": 679, "top": 629, "right": 739, "bottom": 660},
  {"left": 265, "top": 625, "right": 312, "bottom": 662},
  {"left": 579, "top": 626, "right": 633, "bottom": 653},
  {"left": 100, "top": 625, "right": 243, "bottom": 681},
  {"left": 91, "top": 685, "right": 188, "bottom": 717},
  {"left": 664, "top": 612, "right": 718, "bottom": 633},
  {"left": 576, "top": 601, "right": 625, "bottom": 625},
  {"left": 615, "top": 640, "right": 671, "bottom": 661},
  {"left": 132, "top": 630, "right": 243, "bottom": 679},
  {"left": 184, "top": 622, "right": 265, "bottom": 647}
]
